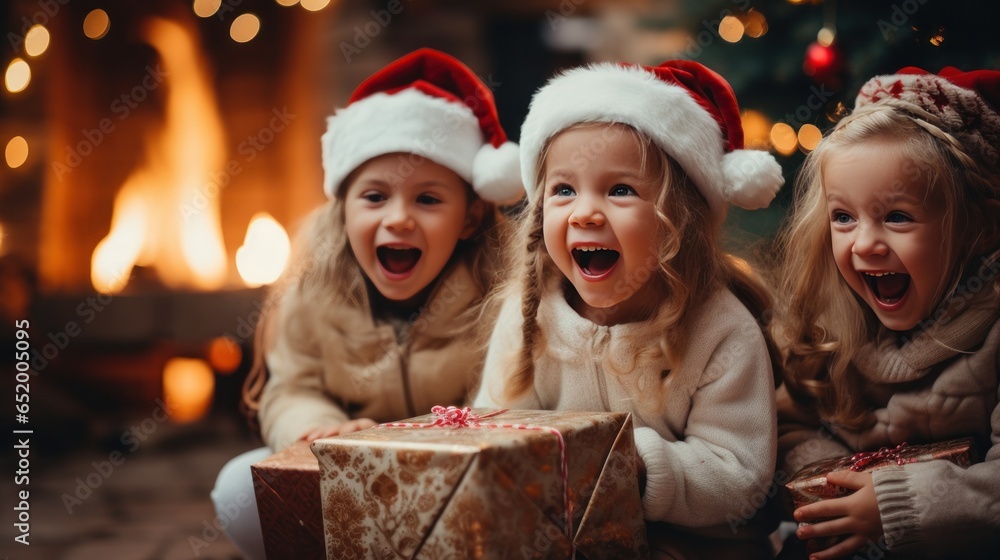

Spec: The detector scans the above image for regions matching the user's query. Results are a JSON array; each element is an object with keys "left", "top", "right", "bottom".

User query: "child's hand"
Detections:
[
  {"left": 793, "top": 470, "right": 883, "bottom": 559},
  {"left": 298, "top": 418, "right": 378, "bottom": 442},
  {"left": 339, "top": 418, "right": 378, "bottom": 434}
]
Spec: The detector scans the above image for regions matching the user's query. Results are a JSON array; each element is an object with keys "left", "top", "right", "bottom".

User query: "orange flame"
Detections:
[{"left": 91, "top": 17, "right": 227, "bottom": 293}]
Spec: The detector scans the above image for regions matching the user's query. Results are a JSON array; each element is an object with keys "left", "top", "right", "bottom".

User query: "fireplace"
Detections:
[
  {"left": 17, "top": 0, "right": 331, "bottom": 423},
  {"left": 2, "top": 0, "right": 547, "bottom": 431}
]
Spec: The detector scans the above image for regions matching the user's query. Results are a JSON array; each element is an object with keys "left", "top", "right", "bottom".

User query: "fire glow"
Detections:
[
  {"left": 91, "top": 17, "right": 228, "bottom": 294},
  {"left": 236, "top": 212, "right": 291, "bottom": 288}
]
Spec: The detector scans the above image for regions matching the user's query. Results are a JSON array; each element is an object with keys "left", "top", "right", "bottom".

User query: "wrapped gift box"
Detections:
[
  {"left": 251, "top": 441, "right": 324, "bottom": 559},
  {"left": 786, "top": 437, "right": 977, "bottom": 554},
  {"left": 311, "top": 409, "right": 649, "bottom": 560}
]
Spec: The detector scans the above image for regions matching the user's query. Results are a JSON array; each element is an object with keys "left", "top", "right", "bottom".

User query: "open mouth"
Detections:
[
  {"left": 862, "top": 272, "right": 910, "bottom": 305},
  {"left": 572, "top": 247, "right": 620, "bottom": 278},
  {"left": 377, "top": 246, "right": 421, "bottom": 275}
]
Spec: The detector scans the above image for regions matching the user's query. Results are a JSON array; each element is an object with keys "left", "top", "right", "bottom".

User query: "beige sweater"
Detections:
[
  {"left": 778, "top": 285, "right": 1000, "bottom": 557},
  {"left": 474, "top": 279, "right": 777, "bottom": 536},
  {"left": 260, "top": 262, "right": 485, "bottom": 451}
]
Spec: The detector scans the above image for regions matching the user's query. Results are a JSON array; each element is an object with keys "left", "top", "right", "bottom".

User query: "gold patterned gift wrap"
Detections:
[
  {"left": 785, "top": 437, "right": 977, "bottom": 555},
  {"left": 310, "top": 408, "right": 649, "bottom": 559}
]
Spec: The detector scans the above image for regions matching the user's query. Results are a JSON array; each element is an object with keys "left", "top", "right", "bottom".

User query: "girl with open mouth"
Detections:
[
  {"left": 475, "top": 59, "right": 785, "bottom": 559},
  {"left": 212, "top": 49, "right": 522, "bottom": 560},
  {"left": 776, "top": 66, "right": 1000, "bottom": 560}
]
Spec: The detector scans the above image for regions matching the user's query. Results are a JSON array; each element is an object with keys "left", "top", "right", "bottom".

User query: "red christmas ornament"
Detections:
[{"left": 803, "top": 41, "right": 845, "bottom": 89}]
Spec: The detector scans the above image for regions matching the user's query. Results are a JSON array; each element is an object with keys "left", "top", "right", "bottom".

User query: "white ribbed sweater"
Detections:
[{"left": 474, "top": 280, "right": 777, "bottom": 533}]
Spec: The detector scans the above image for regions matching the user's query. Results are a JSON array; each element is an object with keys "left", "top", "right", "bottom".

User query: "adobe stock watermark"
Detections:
[
  {"left": 340, "top": 0, "right": 415, "bottom": 63},
  {"left": 375, "top": 74, "right": 501, "bottom": 187},
  {"left": 26, "top": 269, "right": 128, "bottom": 374},
  {"left": 51, "top": 64, "right": 169, "bottom": 180},
  {"left": 878, "top": 0, "right": 931, "bottom": 41},
  {"left": 899, "top": 254, "right": 1000, "bottom": 346},
  {"left": 783, "top": 84, "right": 837, "bottom": 129},
  {"left": 7, "top": 0, "right": 70, "bottom": 54},
  {"left": 214, "top": 0, "right": 246, "bottom": 22},
  {"left": 60, "top": 398, "right": 176, "bottom": 514},
  {"left": 518, "top": 523, "right": 568, "bottom": 559},
  {"left": 349, "top": 271, "right": 477, "bottom": 393},
  {"left": 189, "top": 485, "right": 261, "bottom": 556},
  {"left": 180, "top": 106, "right": 295, "bottom": 222},
  {"left": 679, "top": 0, "right": 752, "bottom": 60}
]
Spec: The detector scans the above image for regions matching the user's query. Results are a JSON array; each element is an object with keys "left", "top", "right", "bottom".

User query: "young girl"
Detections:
[
  {"left": 474, "top": 60, "right": 785, "bottom": 559},
  {"left": 776, "top": 67, "right": 1000, "bottom": 559},
  {"left": 212, "top": 48, "right": 522, "bottom": 560}
]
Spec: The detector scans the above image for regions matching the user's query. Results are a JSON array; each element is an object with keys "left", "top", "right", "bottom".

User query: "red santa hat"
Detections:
[
  {"left": 856, "top": 66, "right": 1000, "bottom": 168},
  {"left": 519, "top": 59, "right": 784, "bottom": 223},
  {"left": 321, "top": 49, "right": 522, "bottom": 203}
]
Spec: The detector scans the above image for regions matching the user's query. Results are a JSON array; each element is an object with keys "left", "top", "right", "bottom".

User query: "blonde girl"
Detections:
[
  {"left": 212, "top": 48, "right": 522, "bottom": 560},
  {"left": 475, "top": 60, "right": 784, "bottom": 559},
  {"left": 777, "top": 67, "right": 1000, "bottom": 559}
]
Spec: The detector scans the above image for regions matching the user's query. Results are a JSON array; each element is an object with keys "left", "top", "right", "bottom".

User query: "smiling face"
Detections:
[
  {"left": 343, "top": 153, "right": 480, "bottom": 304},
  {"left": 541, "top": 124, "right": 666, "bottom": 325},
  {"left": 824, "top": 142, "right": 954, "bottom": 331}
]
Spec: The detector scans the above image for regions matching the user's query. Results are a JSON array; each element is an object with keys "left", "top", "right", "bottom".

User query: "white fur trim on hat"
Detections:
[
  {"left": 321, "top": 88, "right": 523, "bottom": 203},
  {"left": 520, "top": 63, "right": 783, "bottom": 220},
  {"left": 321, "top": 88, "right": 483, "bottom": 198}
]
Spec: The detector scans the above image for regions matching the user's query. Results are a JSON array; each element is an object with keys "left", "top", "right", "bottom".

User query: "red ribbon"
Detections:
[
  {"left": 382, "top": 406, "right": 574, "bottom": 556},
  {"left": 848, "top": 442, "right": 909, "bottom": 471},
  {"left": 426, "top": 405, "right": 495, "bottom": 427}
]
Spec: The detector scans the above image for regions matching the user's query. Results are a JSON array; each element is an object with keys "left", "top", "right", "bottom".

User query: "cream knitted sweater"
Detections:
[
  {"left": 778, "top": 285, "right": 1000, "bottom": 557},
  {"left": 474, "top": 280, "right": 777, "bottom": 534}
]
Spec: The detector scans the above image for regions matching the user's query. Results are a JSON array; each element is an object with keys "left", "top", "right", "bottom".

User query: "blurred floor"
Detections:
[{"left": 0, "top": 412, "right": 260, "bottom": 560}]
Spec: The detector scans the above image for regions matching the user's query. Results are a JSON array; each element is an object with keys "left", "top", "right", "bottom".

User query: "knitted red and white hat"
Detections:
[
  {"left": 321, "top": 49, "right": 522, "bottom": 203},
  {"left": 519, "top": 59, "right": 784, "bottom": 222},
  {"left": 856, "top": 66, "right": 1000, "bottom": 167}
]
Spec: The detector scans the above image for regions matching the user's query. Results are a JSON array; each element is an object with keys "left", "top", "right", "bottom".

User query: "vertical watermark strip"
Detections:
[{"left": 12, "top": 318, "right": 33, "bottom": 546}]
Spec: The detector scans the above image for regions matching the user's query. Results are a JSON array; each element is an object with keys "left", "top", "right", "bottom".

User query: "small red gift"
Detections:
[
  {"left": 251, "top": 441, "right": 324, "bottom": 559},
  {"left": 786, "top": 437, "right": 977, "bottom": 554}
]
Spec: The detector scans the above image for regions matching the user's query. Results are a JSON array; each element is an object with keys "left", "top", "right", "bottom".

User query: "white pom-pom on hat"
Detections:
[
  {"left": 722, "top": 150, "right": 785, "bottom": 210},
  {"left": 473, "top": 141, "right": 522, "bottom": 204}
]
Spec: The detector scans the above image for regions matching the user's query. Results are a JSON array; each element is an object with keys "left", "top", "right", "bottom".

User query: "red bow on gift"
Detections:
[
  {"left": 848, "top": 442, "right": 909, "bottom": 471},
  {"left": 429, "top": 405, "right": 481, "bottom": 427}
]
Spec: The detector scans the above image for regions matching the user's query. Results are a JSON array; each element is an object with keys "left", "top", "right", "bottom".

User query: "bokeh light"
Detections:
[
  {"left": 193, "top": 0, "right": 222, "bottom": 18},
  {"left": 83, "top": 9, "right": 111, "bottom": 40},
  {"left": 207, "top": 337, "right": 243, "bottom": 374},
  {"left": 817, "top": 27, "right": 836, "bottom": 47},
  {"left": 300, "top": 0, "right": 332, "bottom": 12},
  {"left": 770, "top": 123, "right": 799, "bottom": 156},
  {"left": 743, "top": 11, "right": 768, "bottom": 38},
  {"left": 5, "top": 136, "right": 29, "bottom": 168},
  {"left": 230, "top": 13, "right": 261, "bottom": 43},
  {"left": 163, "top": 358, "right": 215, "bottom": 423},
  {"left": 797, "top": 124, "right": 823, "bottom": 152},
  {"left": 741, "top": 110, "right": 773, "bottom": 150},
  {"left": 25, "top": 25, "right": 50, "bottom": 57},
  {"left": 5, "top": 59, "right": 30, "bottom": 93},
  {"left": 719, "top": 16, "right": 744, "bottom": 43}
]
